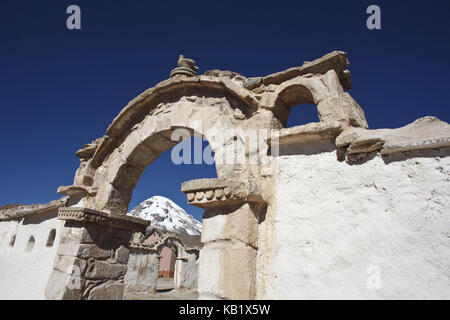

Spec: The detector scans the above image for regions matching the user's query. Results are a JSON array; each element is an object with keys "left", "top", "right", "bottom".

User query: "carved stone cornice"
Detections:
[
  {"left": 58, "top": 207, "right": 150, "bottom": 232},
  {"left": 181, "top": 178, "right": 265, "bottom": 209}
]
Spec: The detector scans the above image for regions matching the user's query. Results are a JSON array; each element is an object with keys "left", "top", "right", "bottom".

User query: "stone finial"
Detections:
[{"left": 170, "top": 54, "right": 199, "bottom": 78}]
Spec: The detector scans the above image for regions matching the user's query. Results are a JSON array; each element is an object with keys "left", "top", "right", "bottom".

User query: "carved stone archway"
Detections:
[{"left": 46, "top": 51, "right": 369, "bottom": 300}]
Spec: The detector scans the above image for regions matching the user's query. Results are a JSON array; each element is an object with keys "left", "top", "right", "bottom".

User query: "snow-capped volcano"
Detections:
[{"left": 127, "top": 196, "right": 202, "bottom": 235}]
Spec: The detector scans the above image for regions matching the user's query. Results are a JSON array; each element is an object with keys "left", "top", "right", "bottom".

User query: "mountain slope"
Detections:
[{"left": 127, "top": 196, "right": 202, "bottom": 236}]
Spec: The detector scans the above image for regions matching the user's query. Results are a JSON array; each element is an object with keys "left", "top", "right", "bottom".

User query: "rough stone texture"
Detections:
[
  {"left": 0, "top": 197, "right": 67, "bottom": 221},
  {"left": 170, "top": 55, "right": 199, "bottom": 78},
  {"left": 45, "top": 221, "right": 135, "bottom": 300},
  {"left": 335, "top": 117, "right": 450, "bottom": 163},
  {"left": 88, "top": 280, "right": 124, "bottom": 300},
  {"left": 257, "top": 149, "right": 450, "bottom": 299},
  {"left": 261, "top": 50, "right": 351, "bottom": 89},
  {"left": 317, "top": 92, "right": 368, "bottom": 129}
]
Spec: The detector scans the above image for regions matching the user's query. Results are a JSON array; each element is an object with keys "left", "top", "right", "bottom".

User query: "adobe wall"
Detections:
[
  {"left": 256, "top": 145, "right": 450, "bottom": 299},
  {"left": 0, "top": 209, "right": 64, "bottom": 299}
]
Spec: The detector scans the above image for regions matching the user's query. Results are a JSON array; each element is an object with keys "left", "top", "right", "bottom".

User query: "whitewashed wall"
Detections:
[
  {"left": 0, "top": 210, "right": 64, "bottom": 299},
  {"left": 176, "top": 250, "right": 199, "bottom": 290},
  {"left": 257, "top": 150, "right": 450, "bottom": 299}
]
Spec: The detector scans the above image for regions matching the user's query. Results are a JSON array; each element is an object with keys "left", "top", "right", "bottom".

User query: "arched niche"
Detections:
[
  {"left": 25, "top": 235, "right": 35, "bottom": 252},
  {"left": 46, "top": 229, "right": 57, "bottom": 247},
  {"left": 265, "top": 69, "right": 367, "bottom": 129}
]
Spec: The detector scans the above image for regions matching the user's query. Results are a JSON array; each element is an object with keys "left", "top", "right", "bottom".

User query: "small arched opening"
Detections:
[
  {"left": 9, "top": 234, "right": 16, "bottom": 248},
  {"left": 25, "top": 235, "right": 35, "bottom": 252},
  {"left": 276, "top": 83, "right": 321, "bottom": 128},
  {"left": 286, "top": 103, "right": 321, "bottom": 128},
  {"left": 46, "top": 229, "right": 56, "bottom": 247}
]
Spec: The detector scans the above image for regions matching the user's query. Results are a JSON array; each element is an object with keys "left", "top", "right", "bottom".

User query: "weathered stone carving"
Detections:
[
  {"left": 0, "top": 197, "right": 68, "bottom": 221},
  {"left": 58, "top": 207, "right": 149, "bottom": 232},
  {"left": 45, "top": 220, "right": 136, "bottom": 300},
  {"left": 181, "top": 178, "right": 265, "bottom": 208},
  {"left": 336, "top": 116, "right": 450, "bottom": 162},
  {"left": 170, "top": 54, "right": 199, "bottom": 78}
]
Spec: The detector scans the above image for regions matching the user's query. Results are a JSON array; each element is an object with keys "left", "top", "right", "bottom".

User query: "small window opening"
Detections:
[
  {"left": 46, "top": 229, "right": 56, "bottom": 247},
  {"left": 25, "top": 235, "right": 35, "bottom": 252},
  {"left": 286, "top": 103, "right": 320, "bottom": 128},
  {"left": 9, "top": 234, "right": 16, "bottom": 247}
]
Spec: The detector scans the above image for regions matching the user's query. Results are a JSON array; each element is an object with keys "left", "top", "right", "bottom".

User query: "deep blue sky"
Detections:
[{"left": 1, "top": 1, "right": 449, "bottom": 221}]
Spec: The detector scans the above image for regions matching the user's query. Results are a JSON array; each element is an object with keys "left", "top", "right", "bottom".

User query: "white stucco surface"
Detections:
[
  {"left": 178, "top": 251, "right": 199, "bottom": 290},
  {"left": 258, "top": 150, "right": 450, "bottom": 299},
  {"left": 0, "top": 210, "right": 64, "bottom": 299}
]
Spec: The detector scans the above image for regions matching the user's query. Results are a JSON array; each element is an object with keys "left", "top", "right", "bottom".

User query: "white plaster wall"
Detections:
[
  {"left": 259, "top": 150, "right": 450, "bottom": 299},
  {"left": 0, "top": 210, "right": 64, "bottom": 299},
  {"left": 179, "top": 251, "right": 199, "bottom": 290}
]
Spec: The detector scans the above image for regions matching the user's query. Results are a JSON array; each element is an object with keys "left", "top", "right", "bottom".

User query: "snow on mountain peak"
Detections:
[{"left": 127, "top": 195, "right": 202, "bottom": 236}]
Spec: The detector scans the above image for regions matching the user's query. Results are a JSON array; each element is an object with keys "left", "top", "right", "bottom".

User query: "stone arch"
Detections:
[
  {"left": 275, "top": 77, "right": 328, "bottom": 107},
  {"left": 264, "top": 69, "right": 367, "bottom": 129},
  {"left": 90, "top": 78, "right": 259, "bottom": 171},
  {"left": 92, "top": 103, "right": 237, "bottom": 214},
  {"left": 65, "top": 92, "right": 259, "bottom": 216}
]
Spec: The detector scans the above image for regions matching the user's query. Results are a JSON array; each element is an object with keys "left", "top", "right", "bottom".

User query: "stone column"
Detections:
[
  {"left": 44, "top": 207, "right": 149, "bottom": 300},
  {"left": 181, "top": 178, "right": 265, "bottom": 299}
]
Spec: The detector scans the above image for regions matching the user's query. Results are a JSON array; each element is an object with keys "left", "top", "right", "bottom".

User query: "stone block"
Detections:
[
  {"left": 88, "top": 280, "right": 124, "bottom": 300},
  {"left": 202, "top": 203, "right": 259, "bottom": 248},
  {"left": 56, "top": 227, "right": 83, "bottom": 257},
  {"left": 77, "top": 243, "right": 113, "bottom": 260},
  {"left": 317, "top": 93, "right": 368, "bottom": 129},
  {"left": 84, "top": 260, "right": 127, "bottom": 280},
  {"left": 115, "top": 245, "right": 130, "bottom": 264},
  {"left": 198, "top": 241, "right": 256, "bottom": 300}
]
